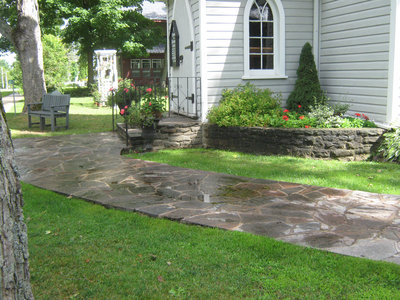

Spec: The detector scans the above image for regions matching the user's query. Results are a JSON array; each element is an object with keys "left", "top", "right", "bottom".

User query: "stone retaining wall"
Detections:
[
  {"left": 117, "top": 121, "right": 203, "bottom": 151},
  {"left": 203, "top": 125, "right": 385, "bottom": 160},
  {"left": 118, "top": 120, "right": 385, "bottom": 160},
  {"left": 152, "top": 123, "right": 203, "bottom": 150}
]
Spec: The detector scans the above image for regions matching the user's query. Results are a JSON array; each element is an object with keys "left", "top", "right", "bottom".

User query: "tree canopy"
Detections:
[{"left": 43, "top": 0, "right": 164, "bottom": 85}]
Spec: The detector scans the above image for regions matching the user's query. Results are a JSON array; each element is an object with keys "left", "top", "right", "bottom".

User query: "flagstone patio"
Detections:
[{"left": 13, "top": 132, "right": 400, "bottom": 264}]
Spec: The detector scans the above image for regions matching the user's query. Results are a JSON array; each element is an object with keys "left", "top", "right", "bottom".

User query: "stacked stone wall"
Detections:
[
  {"left": 118, "top": 121, "right": 385, "bottom": 160},
  {"left": 152, "top": 123, "right": 203, "bottom": 150},
  {"left": 203, "top": 125, "right": 385, "bottom": 160}
]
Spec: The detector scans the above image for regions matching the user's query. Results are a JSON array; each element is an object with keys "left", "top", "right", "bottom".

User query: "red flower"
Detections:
[
  {"left": 305, "top": 125, "right": 310, "bottom": 128},
  {"left": 362, "top": 114, "right": 369, "bottom": 120},
  {"left": 282, "top": 115, "right": 289, "bottom": 121},
  {"left": 149, "top": 102, "right": 152, "bottom": 106},
  {"left": 298, "top": 105, "right": 302, "bottom": 108},
  {"left": 109, "top": 87, "right": 114, "bottom": 92},
  {"left": 283, "top": 109, "right": 289, "bottom": 113},
  {"left": 299, "top": 115, "right": 305, "bottom": 120},
  {"left": 146, "top": 88, "right": 152, "bottom": 93},
  {"left": 355, "top": 113, "right": 361, "bottom": 117},
  {"left": 124, "top": 88, "right": 129, "bottom": 93},
  {"left": 120, "top": 109, "right": 125, "bottom": 115}
]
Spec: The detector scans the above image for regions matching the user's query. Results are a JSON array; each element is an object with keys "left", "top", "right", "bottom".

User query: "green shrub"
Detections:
[
  {"left": 63, "top": 86, "right": 91, "bottom": 97},
  {"left": 207, "top": 83, "right": 282, "bottom": 127},
  {"left": 287, "top": 42, "right": 324, "bottom": 113},
  {"left": 378, "top": 128, "right": 400, "bottom": 163}
]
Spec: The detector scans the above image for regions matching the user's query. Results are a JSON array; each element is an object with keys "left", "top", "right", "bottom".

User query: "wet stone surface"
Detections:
[{"left": 14, "top": 132, "right": 400, "bottom": 264}]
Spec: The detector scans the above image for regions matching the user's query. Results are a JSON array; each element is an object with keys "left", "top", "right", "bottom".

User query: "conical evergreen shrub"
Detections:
[{"left": 286, "top": 42, "right": 323, "bottom": 112}]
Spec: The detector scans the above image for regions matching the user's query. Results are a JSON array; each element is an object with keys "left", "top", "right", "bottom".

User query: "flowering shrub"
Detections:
[
  {"left": 107, "top": 78, "right": 135, "bottom": 109},
  {"left": 123, "top": 89, "right": 167, "bottom": 128},
  {"left": 269, "top": 109, "right": 316, "bottom": 128}
]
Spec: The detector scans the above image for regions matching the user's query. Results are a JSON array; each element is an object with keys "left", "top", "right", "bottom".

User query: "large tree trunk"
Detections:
[
  {"left": 0, "top": 98, "right": 34, "bottom": 299},
  {"left": 13, "top": 0, "right": 46, "bottom": 112},
  {"left": 87, "top": 48, "right": 95, "bottom": 87}
]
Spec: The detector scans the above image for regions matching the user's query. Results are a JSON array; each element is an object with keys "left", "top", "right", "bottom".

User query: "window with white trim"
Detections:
[{"left": 244, "top": 0, "right": 286, "bottom": 79}]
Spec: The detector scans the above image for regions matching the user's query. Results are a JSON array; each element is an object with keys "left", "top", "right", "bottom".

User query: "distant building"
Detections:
[{"left": 120, "top": 1, "right": 167, "bottom": 85}]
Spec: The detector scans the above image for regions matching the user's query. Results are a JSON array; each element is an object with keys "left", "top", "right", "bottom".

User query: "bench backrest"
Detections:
[{"left": 42, "top": 94, "right": 70, "bottom": 112}]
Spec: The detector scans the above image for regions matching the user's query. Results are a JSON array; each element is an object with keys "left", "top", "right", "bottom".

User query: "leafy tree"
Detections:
[
  {"left": 0, "top": 0, "right": 47, "bottom": 111},
  {"left": 58, "top": 0, "right": 163, "bottom": 86},
  {"left": 286, "top": 42, "right": 323, "bottom": 113},
  {"left": 42, "top": 34, "right": 69, "bottom": 91}
]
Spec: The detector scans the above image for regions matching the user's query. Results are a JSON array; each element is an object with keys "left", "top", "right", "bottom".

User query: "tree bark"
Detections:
[
  {"left": 13, "top": 0, "right": 47, "bottom": 112},
  {"left": 87, "top": 48, "right": 94, "bottom": 87},
  {"left": 0, "top": 97, "right": 34, "bottom": 299}
]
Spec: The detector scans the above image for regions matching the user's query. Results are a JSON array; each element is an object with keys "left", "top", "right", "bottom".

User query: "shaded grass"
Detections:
[
  {"left": 23, "top": 182, "right": 400, "bottom": 299},
  {"left": 1, "top": 90, "right": 13, "bottom": 97},
  {"left": 128, "top": 148, "right": 400, "bottom": 195},
  {"left": 5, "top": 97, "right": 124, "bottom": 138}
]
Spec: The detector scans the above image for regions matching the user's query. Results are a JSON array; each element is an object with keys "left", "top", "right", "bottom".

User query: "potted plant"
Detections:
[{"left": 140, "top": 87, "right": 167, "bottom": 121}]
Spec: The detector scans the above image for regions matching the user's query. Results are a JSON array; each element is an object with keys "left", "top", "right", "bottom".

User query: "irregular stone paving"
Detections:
[{"left": 14, "top": 132, "right": 400, "bottom": 264}]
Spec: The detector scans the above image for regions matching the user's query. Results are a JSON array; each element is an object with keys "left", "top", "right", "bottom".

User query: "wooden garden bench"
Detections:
[{"left": 27, "top": 93, "right": 70, "bottom": 132}]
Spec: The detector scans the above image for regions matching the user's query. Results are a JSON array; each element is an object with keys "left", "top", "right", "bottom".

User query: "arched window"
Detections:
[{"left": 243, "top": 0, "right": 286, "bottom": 79}]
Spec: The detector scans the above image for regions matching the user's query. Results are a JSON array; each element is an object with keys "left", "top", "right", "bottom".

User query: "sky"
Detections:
[{"left": 0, "top": 52, "right": 16, "bottom": 66}]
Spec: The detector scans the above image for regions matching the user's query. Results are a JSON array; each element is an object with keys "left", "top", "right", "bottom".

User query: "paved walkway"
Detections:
[{"left": 14, "top": 132, "right": 400, "bottom": 264}]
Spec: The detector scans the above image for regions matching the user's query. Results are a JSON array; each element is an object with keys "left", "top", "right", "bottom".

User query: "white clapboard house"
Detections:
[{"left": 166, "top": 0, "right": 400, "bottom": 127}]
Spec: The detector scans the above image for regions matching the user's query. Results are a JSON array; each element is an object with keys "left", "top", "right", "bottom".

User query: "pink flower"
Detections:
[
  {"left": 120, "top": 109, "right": 125, "bottom": 115},
  {"left": 131, "top": 83, "right": 135, "bottom": 87},
  {"left": 146, "top": 88, "right": 152, "bottom": 93},
  {"left": 149, "top": 102, "right": 152, "bottom": 106},
  {"left": 299, "top": 115, "right": 304, "bottom": 120},
  {"left": 124, "top": 105, "right": 128, "bottom": 109},
  {"left": 298, "top": 105, "right": 302, "bottom": 108},
  {"left": 124, "top": 88, "right": 129, "bottom": 93},
  {"left": 283, "top": 109, "right": 289, "bottom": 113}
]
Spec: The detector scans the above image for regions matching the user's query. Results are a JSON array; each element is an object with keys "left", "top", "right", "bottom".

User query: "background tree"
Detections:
[
  {"left": 286, "top": 42, "right": 323, "bottom": 113},
  {"left": 59, "top": 0, "right": 163, "bottom": 86},
  {"left": 0, "top": 99, "right": 34, "bottom": 299},
  {"left": 42, "top": 34, "right": 69, "bottom": 92},
  {"left": 0, "top": 0, "right": 47, "bottom": 112}
]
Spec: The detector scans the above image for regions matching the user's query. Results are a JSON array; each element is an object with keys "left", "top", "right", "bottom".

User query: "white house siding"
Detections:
[
  {"left": 205, "top": 0, "right": 315, "bottom": 110},
  {"left": 319, "top": 0, "right": 391, "bottom": 124}
]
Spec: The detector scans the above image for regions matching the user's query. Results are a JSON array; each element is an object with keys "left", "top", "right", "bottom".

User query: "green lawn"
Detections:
[
  {"left": 128, "top": 148, "right": 400, "bottom": 195},
  {"left": 5, "top": 97, "right": 124, "bottom": 138},
  {"left": 23, "top": 182, "right": 400, "bottom": 299}
]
